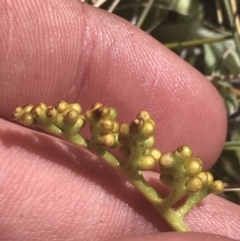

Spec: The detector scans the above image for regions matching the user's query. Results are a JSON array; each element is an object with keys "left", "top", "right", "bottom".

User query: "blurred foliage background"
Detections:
[{"left": 82, "top": 0, "right": 240, "bottom": 204}]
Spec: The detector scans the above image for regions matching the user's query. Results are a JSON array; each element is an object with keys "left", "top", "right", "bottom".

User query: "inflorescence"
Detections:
[{"left": 13, "top": 101, "right": 224, "bottom": 231}]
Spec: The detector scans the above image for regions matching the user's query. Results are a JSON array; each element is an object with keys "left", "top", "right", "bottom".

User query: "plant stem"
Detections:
[
  {"left": 136, "top": 0, "right": 155, "bottom": 28},
  {"left": 222, "top": 0, "right": 240, "bottom": 58},
  {"left": 176, "top": 190, "right": 208, "bottom": 216},
  {"left": 165, "top": 34, "right": 234, "bottom": 49},
  {"left": 124, "top": 169, "right": 189, "bottom": 231},
  {"left": 224, "top": 141, "right": 240, "bottom": 150}
]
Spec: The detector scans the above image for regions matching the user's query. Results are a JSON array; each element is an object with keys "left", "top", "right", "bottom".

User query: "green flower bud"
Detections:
[
  {"left": 184, "top": 158, "right": 202, "bottom": 176},
  {"left": 185, "top": 177, "right": 203, "bottom": 192},
  {"left": 160, "top": 173, "right": 173, "bottom": 186},
  {"left": 209, "top": 180, "right": 224, "bottom": 193}
]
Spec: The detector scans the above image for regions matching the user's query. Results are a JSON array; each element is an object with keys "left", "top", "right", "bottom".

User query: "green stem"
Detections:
[
  {"left": 176, "top": 190, "right": 208, "bottom": 216},
  {"left": 159, "top": 188, "right": 186, "bottom": 209},
  {"left": 222, "top": 0, "right": 240, "bottom": 58},
  {"left": 125, "top": 169, "right": 163, "bottom": 203},
  {"left": 124, "top": 169, "right": 189, "bottom": 231},
  {"left": 63, "top": 133, "right": 88, "bottom": 148},
  {"left": 98, "top": 148, "right": 122, "bottom": 170},
  {"left": 165, "top": 34, "right": 234, "bottom": 49},
  {"left": 224, "top": 141, "right": 240, "bottom": 151},
  {"left": 136, "top": 0, "right": 155, "bottom": 28}
]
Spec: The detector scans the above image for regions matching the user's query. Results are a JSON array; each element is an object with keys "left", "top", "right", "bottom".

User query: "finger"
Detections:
[
  {"left": 118, "top": 232, "right": 236, "bottom": 241},
  {"left": 0, "top": 0, "right": 226, "bottom": 169},
  {"left": 0, "top": 119, "right": 240, "bottom": 240}
]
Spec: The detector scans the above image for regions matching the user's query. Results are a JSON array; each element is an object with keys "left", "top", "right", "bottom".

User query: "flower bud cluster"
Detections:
[
  {"left": 14, "top": 101, "right": 86, "bottom": 136},
  {"left": 119, "top": 111, "right": 161, "bottom": 170},
  {"left": 159, "top": 145, "right": 224, "bottom": 194},
  {"left": 85, "top": 103, "right": 119, "bottom": 148}
]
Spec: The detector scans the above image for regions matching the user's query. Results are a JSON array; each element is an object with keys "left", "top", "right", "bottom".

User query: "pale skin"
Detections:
[{"left": 0, "top": 0, "right": 240, "bottom": 240}]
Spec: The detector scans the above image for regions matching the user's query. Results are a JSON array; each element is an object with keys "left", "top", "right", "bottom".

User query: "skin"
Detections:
[{"left": 0, "top": 0, "right": 239, "bottom": 240}]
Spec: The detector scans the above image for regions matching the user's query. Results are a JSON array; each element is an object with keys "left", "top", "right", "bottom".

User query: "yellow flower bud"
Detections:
[
  {"left": 130, "top": 118, "right": 144, "bottom": 131},
  {"left": 91, "top": 102, "right": 102, "bottom": 110},
  {"left": 209, "top": 180, "right": 224, "bottom": 193},
  {"left": 100, "top": 119, "right": 114, "bottom": 134},
  {"left": 56, "top": 101, "right": 69, "bottom": 113},
  {"left": 140, "top": 122, "right": 155, "bottom": 138},
  {"left": 159, "top": 153, "right": 175, "bottom": 169},
  {"left": 31, "top": 105, "right": 46, "bottom": 122},
  {"left": 150, "top": 149, "right": 161, "bottom": 161},
  {"left": 64, "top": 109, "right": 79, "bottom": 125},
  {"left": 98, "top": 134, "right": 115, "bottom": 147},
  {"left": 113, "top": 122, "right": 120, "bottom": 133},
  {"left": 70, "top": 103, "right": 82, "bottom": 113},
  {"left": 93, "top": 106, "right": 110, "bottom": 119},
  {"left": 136, "top": 111, "right": 151, "bottom": 122},
  {"left": 197, "top": 172, "right": 213, "bottom": 186},
  {"left": 46, "top": 107, "right": 58, "bottom": 122},
  {"left": 138, "top": 155, "right": 156, "bottom": 170},
  {"left": 120, "top": 124, "right": 130, "bottom": 136},
  {"left": 20, "top": 113, "right": 34, "bottom": 125},
  {"left": 184, "top": 158, "right": 202, "bottom": 176},
  {"left": 39, "top": 103, "right": 47, "bottom": 111},
  {"left": 176, "top": 145, "right": 193, "bottom": 157},
  {"left": 185, "top": 177, "right": 203, "bottom": 192},
  {"left": 13, "top": 106, "right": 23, "bottom": 119},
  {"left": 23, "top": 104, "right": 34, "bottom": 113}
]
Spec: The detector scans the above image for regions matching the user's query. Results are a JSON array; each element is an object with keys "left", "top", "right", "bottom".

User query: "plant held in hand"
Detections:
[{"left": 13, "top": 101, "right": 224, "bottom": 231}]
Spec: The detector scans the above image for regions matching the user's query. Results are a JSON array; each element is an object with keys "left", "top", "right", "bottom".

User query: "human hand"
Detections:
[{"left": 0, "top": 0, "right": 239, "bottom": 240}]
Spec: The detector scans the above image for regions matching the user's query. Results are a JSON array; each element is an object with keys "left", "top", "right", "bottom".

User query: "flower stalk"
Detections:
[{"left": 13, "top": 101, "right": 224, "bottom": 231}]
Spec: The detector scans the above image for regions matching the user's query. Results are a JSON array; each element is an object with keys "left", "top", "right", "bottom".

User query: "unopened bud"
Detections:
[
  {"left": 185, "top": 177, "right": 203, "bottom": 192},
  {"left": 100, "top": 120, "right": 114, "bottom": 134},
  {"left": 176, "top": 145, "right": 192, "bottom": 157},
  {"left": 56, "top": 101, "right": 69, "bottom": 113},
  {"left": 209, "top": 180, "right": 224, "bottom": 193},
  {"left": 70, "top": 103, "right": 82, "bottom": 113},
  {"left": 138, "top": 155, "right": 156, "bottom": 170},
  {"left": 20, "top": 113, "right": 34, "bottom": 125},
  {"left": 184, "top": 158, "right": 202, "bottom": 176},
  {"left": 159, "top": 153, "right": 175, "bottom": 169},
  {"left": 150, "top": 149, "right": 161, "bottom": 161},
  {"left": 64, "top": 109, "right": 79, "bottom": 125}
]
